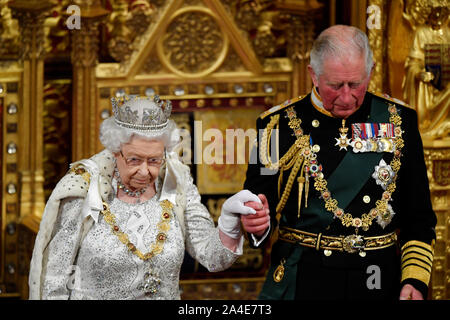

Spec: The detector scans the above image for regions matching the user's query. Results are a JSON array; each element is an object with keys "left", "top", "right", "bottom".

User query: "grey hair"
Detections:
[
  {"left": 99, "top": 117, "right": 180, "bottom": 153},
  {"left": 310, "top": 25, "right": 374, "bottom": 77}
]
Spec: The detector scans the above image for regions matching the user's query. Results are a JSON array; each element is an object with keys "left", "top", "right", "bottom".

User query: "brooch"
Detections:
[{"left": 372, "top": 159, "right": 395, "bottom": 190}]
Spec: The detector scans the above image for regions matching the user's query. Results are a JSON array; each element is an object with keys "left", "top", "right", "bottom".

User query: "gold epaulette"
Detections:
[
  {"left": 259, "top": 95, "right": 306, "bottom": 120},
  {"left": 370, "top": 91, "right": 410, "bottom": 108},
  {"left": 401, "top": 240, "right": 434, "bottom": 286}
]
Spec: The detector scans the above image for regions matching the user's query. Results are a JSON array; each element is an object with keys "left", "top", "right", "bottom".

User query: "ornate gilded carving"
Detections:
[
  {"left": 402, "top": 0, "right": 449, "bottom": 139},
  {"left": 108, "top": 1, "right": 133, "bottom": 63},
  {"left": 424, "top": 148, "right": 450, "bottom": 186},
  {"left": 233, "top": 0, "right": 266, "bottom": 31},
  {"left": 43, "top": 0, "right": 71, "bottom": 56},
  {"left": 368, "top": 0, "right": 387, "bottom": 93},
  {"left": 0, "top": 0, "right": 20, "bottom": 58},
  {"left": 71, "top": 17, "right": 105, "bottom": 68},
  {"left": 228, "top": 0, "right": 322, "bottom": 68},
  {"left": 274, "top": 1, "right": 323, "bottom": 95},
  {"left": 424, "top": 147, "right": 450, "bottom": 160},
  {"left": 402, "top": 0, "right": 448, "bottom": 26},
  {"left": 127, "top": 1, "right": 155, "bottom": 36},
  {"left": 107, "top": 0, "right": 154, "bottom": 63},
  {"left": 234, "top": 1, "right": 281, "bottom": 60},
  {"left": 157, "top": 7, "right": 229, "bottom": 77},
  {"left": 284, "top": 14, "right": 315, "bottom": 62},
  {"left": 217, "top": 47, "right": 246, "bottom": 72},
  {"left": 433, "top": 160, "right": 450, "bottom": 186},
  {"left": 0, "top": 80, "right": 22, "bottom": 297},
  {"left": 422, "top": 145, "right": 450, "bottom": 300},
  {"left": 9, "top": 0, "right": 53, "bottom": 61},
  {"left": 140, "top": 51, "right": 164, "bottom": 74},
  {"left": 70, "top": 2, "right": 108, "bottom": 160},
  {"left": 288, "top": 14, "right": 315, "bottom": 95}
]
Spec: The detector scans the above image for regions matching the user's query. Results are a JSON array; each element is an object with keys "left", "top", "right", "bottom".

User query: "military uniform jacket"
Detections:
[{"left": 244, "top": 88, "right": 437, "bottom": 299}]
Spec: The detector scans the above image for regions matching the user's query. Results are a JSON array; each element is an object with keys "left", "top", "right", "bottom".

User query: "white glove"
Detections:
[{"left": 218, "top": 190, "right": 261, "bottom": 239}]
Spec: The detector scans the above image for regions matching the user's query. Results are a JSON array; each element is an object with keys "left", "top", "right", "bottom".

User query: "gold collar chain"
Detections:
[
  {"left": 284, "top": 103, "right": 403, "bottom": 232},
  {"left": 100, "top": 199, "right": 174, "bottom": 261}
]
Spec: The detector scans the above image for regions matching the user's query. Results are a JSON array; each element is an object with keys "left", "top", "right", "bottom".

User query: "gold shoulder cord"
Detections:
[{"left": 259, "top": 108, "right": 311, "bottom": 219}]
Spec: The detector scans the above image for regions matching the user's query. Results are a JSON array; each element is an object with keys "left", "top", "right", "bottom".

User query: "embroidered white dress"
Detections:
[{"left": 40, "top": 171, "right": 241, "bottom": 300}]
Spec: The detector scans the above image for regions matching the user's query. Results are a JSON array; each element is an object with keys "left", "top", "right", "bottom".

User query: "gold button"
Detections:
[
  {"left": 312, "top": 119, "right": 320, "bottom": 127},
  {"left": 312, "top": 144, "right": 320, "bottom": 153},
  {"left": 363, "top": 195, "right": 371, "bottom": 203}
]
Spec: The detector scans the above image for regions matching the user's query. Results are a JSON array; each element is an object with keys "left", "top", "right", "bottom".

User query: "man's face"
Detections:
[{"left": 309, "top": 54, "right": 373, "bottom": 118}]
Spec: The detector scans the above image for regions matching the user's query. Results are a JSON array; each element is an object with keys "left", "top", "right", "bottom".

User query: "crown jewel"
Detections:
[{"left": 111, "top": 94, "right": 172, "bottom": 131}]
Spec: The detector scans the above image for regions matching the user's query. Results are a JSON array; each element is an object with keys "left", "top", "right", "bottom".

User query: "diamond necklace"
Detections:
[{"left": 114, "top": 166, "right": 148, "bottom": 198}]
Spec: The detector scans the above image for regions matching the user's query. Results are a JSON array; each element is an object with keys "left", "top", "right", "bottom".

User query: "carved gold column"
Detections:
[
  {"left": 350, "top": 0, "right": 368, "bottom": 31},
  {"left": 274, "top": 0, "right": 323, "bottom": 96},
  {"left": 9, "top": 0, "right": 54, "bottom": 232},
  {"left": 367, "top": 0, "right": 386, "bottom": 93},
  {"left": 70, "top": 1, "right": 109, "bottom": 161},
  {"left": 423, "top": 141, "right": 450, "bottom": 300}
]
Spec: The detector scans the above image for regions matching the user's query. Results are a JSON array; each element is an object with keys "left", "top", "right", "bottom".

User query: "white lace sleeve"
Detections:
[
  {"left": 183, "top": 172, "right": 242, "bottom": 272},
  {"left": 41, "top": 197, "right": 84, "bottom": 300}
]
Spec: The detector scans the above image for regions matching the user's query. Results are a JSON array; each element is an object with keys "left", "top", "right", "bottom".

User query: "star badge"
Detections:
[
  {"left": 335, "top": 134, "right": 351, "bottom": 151},
  {"left": 372, "top": 159, "right": 395, "bottom": 190}
]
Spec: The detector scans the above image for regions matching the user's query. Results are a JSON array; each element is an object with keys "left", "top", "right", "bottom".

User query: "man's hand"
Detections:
[
  {"left": 241, "top": 194, "right": 270, "bottom": 237},
  {"left": 218, "top": 190, "right": 261, "bottom": 239},
  {"left": 399, "top": 284, "right": 423, "bottom": 300}
]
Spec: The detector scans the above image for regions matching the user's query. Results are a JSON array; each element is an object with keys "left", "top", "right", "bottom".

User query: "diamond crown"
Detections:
[{"left": 111, "top": 94, "right": 172, "bottom": 131}]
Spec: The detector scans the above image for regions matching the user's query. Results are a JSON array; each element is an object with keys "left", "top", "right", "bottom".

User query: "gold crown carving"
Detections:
[{"left": 111, "top": 94, "right": 172, "bottom": 131}]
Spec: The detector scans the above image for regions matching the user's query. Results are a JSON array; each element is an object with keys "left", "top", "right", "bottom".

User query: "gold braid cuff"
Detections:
[{"left": 401, "top": 240, "right": 434, "bottom": 285}]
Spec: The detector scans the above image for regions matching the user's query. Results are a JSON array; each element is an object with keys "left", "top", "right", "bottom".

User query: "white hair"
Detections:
[
  {"left": 310, "top": 25, "right": 374, "bottom": 78},
  {"left": 99, "top": 117, "right": 180, "bottom": 153}
]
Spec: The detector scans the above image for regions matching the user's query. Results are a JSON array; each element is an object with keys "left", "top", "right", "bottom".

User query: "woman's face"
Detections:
[{"left": 115, "top": 136, "right": 165, "bottom": 190}]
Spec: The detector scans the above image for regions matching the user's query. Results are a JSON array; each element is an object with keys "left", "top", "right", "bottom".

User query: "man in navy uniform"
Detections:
[{"left": 241, "top": 25, "right": 436, "bottom": 300}]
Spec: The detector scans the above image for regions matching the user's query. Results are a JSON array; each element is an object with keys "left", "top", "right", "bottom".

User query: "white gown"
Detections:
[{"left": 40, "top": 173, "right": 241, "bottom": 300}]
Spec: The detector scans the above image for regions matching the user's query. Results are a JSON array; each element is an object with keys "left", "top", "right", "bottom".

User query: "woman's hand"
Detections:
[{"left": 218, "top": 190, "right": 261, "bottom": 239}]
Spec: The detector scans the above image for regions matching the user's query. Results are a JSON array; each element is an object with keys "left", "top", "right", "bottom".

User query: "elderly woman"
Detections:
[{"left": 28, "top": 95, "right": 268, "bottom": 300}]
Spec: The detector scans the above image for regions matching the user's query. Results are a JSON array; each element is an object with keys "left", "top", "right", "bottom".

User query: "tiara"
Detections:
[{"left": 111, "top": 94, "right": 172, "bottom": 131}]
